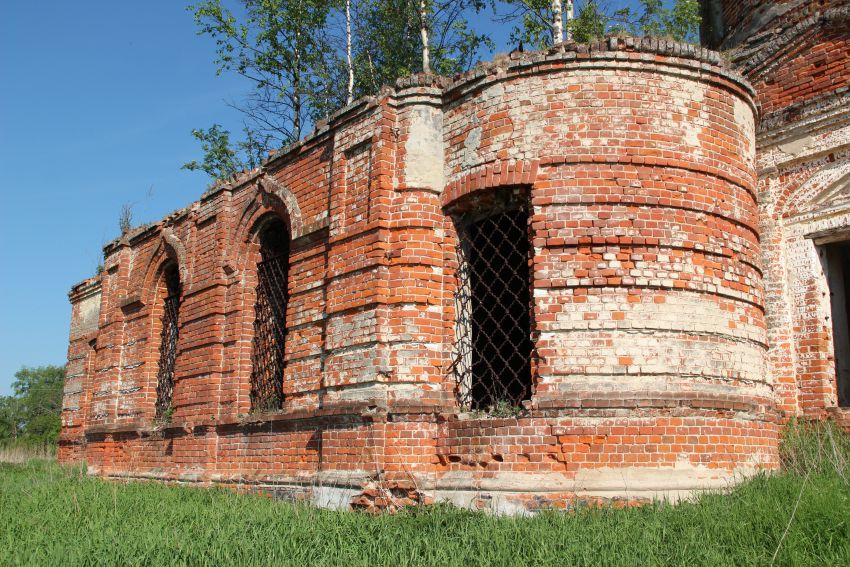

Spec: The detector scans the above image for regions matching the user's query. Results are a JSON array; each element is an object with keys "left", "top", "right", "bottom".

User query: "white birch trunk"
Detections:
[
  {"left": 552, "top": 0, "right": 563, "bottom": 46},
  {"left": 419, "top": 0, "right": 431, "bottom": 74},
  {"left": 565, "top": 1, "right": 574, "bottom": 41},
  {"left": 293, "top": 36, "right": 301, "bottom": 140},
  {"left": 346, "top": 0, "right": 354, "bottom": 105}
]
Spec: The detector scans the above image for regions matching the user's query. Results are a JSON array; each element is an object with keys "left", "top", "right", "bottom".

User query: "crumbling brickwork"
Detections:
[
  {"left": 721, "top": 0, "right": 850, "bottom": 427},
  {"left": 59, "top": 2, "right": 850, "bottom": 512}
]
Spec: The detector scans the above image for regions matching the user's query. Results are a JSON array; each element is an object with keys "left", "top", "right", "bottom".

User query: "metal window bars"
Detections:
[
  {"left": 155, "top": 287, "right": 180, "bottom": 419},
  {"left": 250, "top": 251, "right": 289, "bottom": 411},
  {"left": 450, "top": 200, "right": 534, "bottom": 412}
]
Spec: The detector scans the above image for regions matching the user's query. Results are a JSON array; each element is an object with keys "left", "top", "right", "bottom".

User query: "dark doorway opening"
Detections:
[{"left": 822, "top": 240, "right": 850, "bottom": 407}]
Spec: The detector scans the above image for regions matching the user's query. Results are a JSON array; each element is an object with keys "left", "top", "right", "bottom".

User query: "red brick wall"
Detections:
[
  {"left": 729, "top": 2, "right": 850, "bottom": 424},
  {"left": 60, "top": 38, "right": 779, "bottom": 512},
  {"left": 751, "top": 26, "right": 850, "bottom": 116},
  {"left": 714, "top": 0, "right": 843, "bottom": 48}
]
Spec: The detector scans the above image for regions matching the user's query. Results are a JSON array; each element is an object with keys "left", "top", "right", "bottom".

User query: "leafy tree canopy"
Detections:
[
  {"left": 181, "top": 124, "right": 267, "bottom": 180},
  {"left": 0, "top": 366, "right": 65, "bottom": 447},
  {"left": 500, "top": 0, "right": 701, "bottom": 50},
  {"left": 184, "top": 0, "right": 701, "bottom": 181}
]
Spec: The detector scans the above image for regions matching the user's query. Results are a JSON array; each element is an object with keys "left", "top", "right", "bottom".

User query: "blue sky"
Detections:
[
  {"left": 0, "top": 0, "right": 652, "bottom": 395},
  {"left": 0, "top": 1, "right": 253, "bottom": 394}
]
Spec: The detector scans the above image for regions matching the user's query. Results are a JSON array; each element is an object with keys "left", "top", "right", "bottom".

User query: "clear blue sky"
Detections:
[
  {"left": 0, "top": 0, "right": 651, "bottom": 395},
  {"left": 0, "top": 1, "right": 252, "bottom": 394}
]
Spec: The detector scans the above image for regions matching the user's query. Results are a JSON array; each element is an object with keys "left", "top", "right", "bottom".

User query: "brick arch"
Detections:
[
  {"left": 229, "top": 175, "right": 302, "bottom": 274},
  {"left": 228, "top": 208, "right": 295, "bottom": 414},
  {"left": 137, "top": 231, "right": 187, "bottom": 421},
  {"left": 228, "top": 179, "right": 299, "bottom": 414},
  {"left": 140, "top": 229, "right": 187, "bottom": 307},
  {"left": 778, "top": 154, "right": 850, "bottom": 219},
  {"left": 772, "top": 151, "right": 850, "bottom": 419},
  {"left": 256, "top": 176, "right": 303, "bottom": 238},
  {"left": 441, "top": 160, "right": 539, "bottom": 209}
]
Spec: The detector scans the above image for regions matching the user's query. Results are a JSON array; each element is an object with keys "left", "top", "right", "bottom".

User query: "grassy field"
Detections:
[{"left": 2, "top": 422, "right": 849, "bottom": 566}]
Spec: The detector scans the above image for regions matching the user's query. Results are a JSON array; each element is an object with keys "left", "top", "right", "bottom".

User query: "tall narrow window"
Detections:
[
  {"left": 452, "top": 191, "right": 533, "bottom": 411},
  {"left": 250, "top": 218, "right": 290, "bottom": 410},
  {"left": 822, "top": 241, "right": 850, "bottom": 407},
  {"left": 156, "top": 263, "right": 180, "bottom": 418}
]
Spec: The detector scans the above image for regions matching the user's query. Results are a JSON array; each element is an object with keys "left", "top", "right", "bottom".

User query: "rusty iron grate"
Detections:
[
  {"left": 250, "top": 254, "right": 289, "bottom": 410},
  {"left": 155, "top": 293, "right": 179, "bottom": 418},
  {"left": 451, "top": 203, "right": 534, "bottom": 411}
]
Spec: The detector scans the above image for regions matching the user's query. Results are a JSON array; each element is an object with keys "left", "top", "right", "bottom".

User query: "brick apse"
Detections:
[{"left": 60, "top": 1, "right": 850, "bottom": 512}]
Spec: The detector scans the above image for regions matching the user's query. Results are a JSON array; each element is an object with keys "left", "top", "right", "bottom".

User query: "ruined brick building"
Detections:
[{"left": 60, "top": 0, "right": 850, "bottom": 512}]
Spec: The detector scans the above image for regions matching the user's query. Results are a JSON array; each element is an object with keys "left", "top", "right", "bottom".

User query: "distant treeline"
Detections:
[{"left": 0, "top": 366, "right": 64, "bottom": 448}]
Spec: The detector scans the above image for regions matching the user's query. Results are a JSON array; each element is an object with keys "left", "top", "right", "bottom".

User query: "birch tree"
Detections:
[
  {"left": 188, "top": 0, "right": 332, "bottom": 146},
  {"left": 420, "top": 0, "right": 432, "bottom": 73},
  {"left": 552, "top": 1, "right": 563, "bottom": 45},
  {"left": 499, "top": 1, "right": 701, "bottom": 50},
  {"left": 186, "top": 0, "right": 490, "bottom": 181},
  {"left": 346, "top": 0, "right": 354, "bottom": 104}
]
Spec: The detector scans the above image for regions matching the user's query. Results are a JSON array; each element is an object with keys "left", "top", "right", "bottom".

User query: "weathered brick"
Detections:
[{"left": 57, "top": 19, "right": 850, "bottom": 512}]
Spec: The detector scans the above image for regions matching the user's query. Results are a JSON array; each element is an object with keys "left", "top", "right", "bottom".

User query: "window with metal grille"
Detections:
[
  {"left": 250, "top": 218, "right": 290, "bottom": 411},
  {"left": 450, "top": 190, "right": 534, "bottom": 411},
  {"left": 155, "top": 263, "right": 180, "bottom": 418}
]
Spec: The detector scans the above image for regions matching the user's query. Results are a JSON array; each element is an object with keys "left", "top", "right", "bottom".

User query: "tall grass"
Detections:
[
  {"left": 1, "top": 422, "right": 849, "bottom": 566},
  {"left": 780, "top": 418, "right": 850, "bottom": 479},
  {"left": 0, "top": 442, "right": 55, "bottom": 464}
]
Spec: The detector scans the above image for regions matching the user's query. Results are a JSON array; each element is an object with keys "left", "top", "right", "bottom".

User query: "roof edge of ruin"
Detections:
[
  {"left": 95, "top": 35, "right": 752, "bottom": 261},
  {"left": 263, "top": 35, "right": 753, "bottom": 167},
  {"left": 68, "top": 276, "right": 102, "bottom": 302},
  {"left": 442, "top": 35, "right": 755, "bottom": 101}
]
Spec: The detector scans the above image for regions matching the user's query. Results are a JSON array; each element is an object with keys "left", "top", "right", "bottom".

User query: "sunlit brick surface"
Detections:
[{"left": 57, "top": 17, "right": 850, "bottom": 510}]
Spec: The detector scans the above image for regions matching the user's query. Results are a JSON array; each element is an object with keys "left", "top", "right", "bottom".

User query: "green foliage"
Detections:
[
  {"left": 185, "top": 0, "right": 491, "bottom": 181},
  {"left": 570, "top": 0, "right": 608, "bottom": 43},
  {"left": 500, "top": 1, "right": 702, "bottom": 49},
  {"left": 349, "top": 0, "right": 490, "bottom": 88},
  {"left": 350, "top": 1, "right": 423, "bottom": 95},
  {"left": 0, "top": 366, "right": 65, "bottom": 448},
  {"left": 181, "top": 124, "right": 268, "bottom": 181},
  {"left": 424, "top": 0, "right": 493, "bottom": 75},
  {"left": 499, "top": 0, "right": 554, "bottom": 51},
  {"left": 0, "top": 397, "right": 18, "bottom": 442},
  {"left": 3, "top": 422, "right": 850, "bottom": 565},
  {"left": 159, "top": 405, "right": 174, "bottom": 425},
  {"left": 619, "top": 0, "right": 701, "bottom": 42},
  {"left": 188, "top": 0, "right": 333, "bottom": 145},
  {"left": 182, "top": 124, "right": 240, "bottom": 180}
]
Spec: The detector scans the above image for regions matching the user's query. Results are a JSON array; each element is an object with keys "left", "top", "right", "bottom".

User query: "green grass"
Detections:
[{"left": 2, "top": 422, "right": 850, "bottom": 566}]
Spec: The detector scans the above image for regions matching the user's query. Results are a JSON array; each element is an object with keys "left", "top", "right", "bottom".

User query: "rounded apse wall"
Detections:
[{"left": 437, "top": 39, "right": 776, "bottom": 501}]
